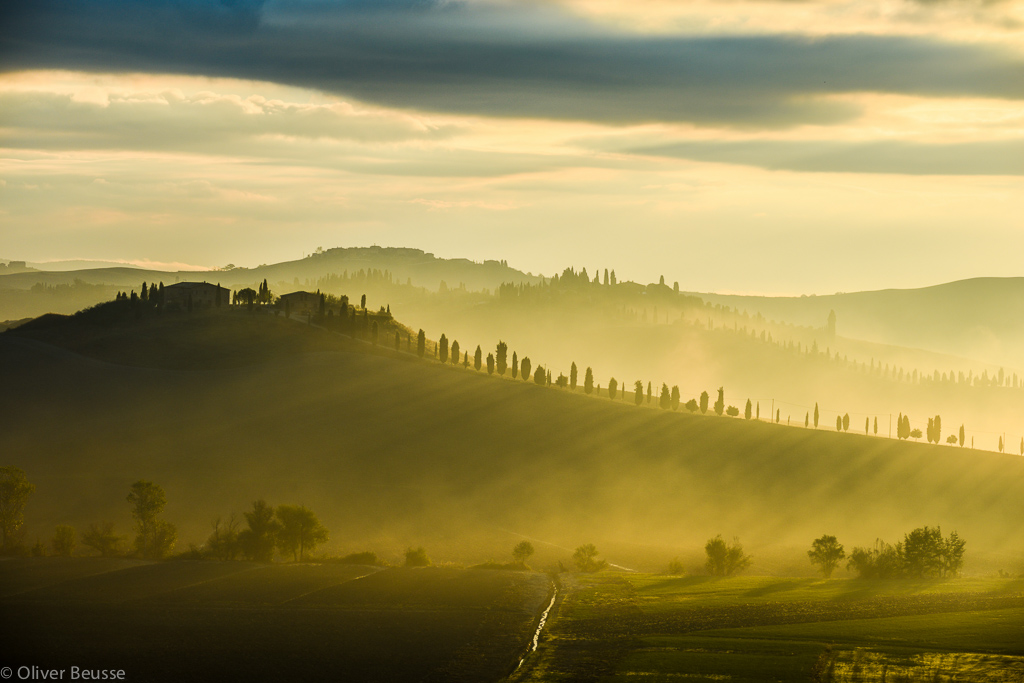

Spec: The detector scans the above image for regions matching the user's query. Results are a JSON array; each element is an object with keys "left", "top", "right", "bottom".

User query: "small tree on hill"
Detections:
[
  {"left": 275, "top": 505, "right": 329, "bottom": 562},
  {"left": 52, "top": 525, "right": 76, "bottom": 557},
  {"left": 647, "top": 381, "right": 652, "bottom": 404},
  {"left": 521, "top": 357, "right": 531, "bottom": 381},
  {"left": 570, "top": 362, "right": 578, "bottom": 391},
  {"left": 671, "top": 386, "right": 680, "bottom": 411},
  {"left": 496, "top": 341, "right": 508, "bottom": 376},
  {"left": 608, "top": 377, "right": 618, "bottom": 400},
  {"left": 81, "top": 522, "right": 124, "bottom": 557},
  {"left": 512, "top": 351, "right": 518, "bottom": 378},
  {"left": 572, "top": 544, "right": 607, "bottom": 573},
  {"left": 842, "top": 413, "right": 850, "bottom": 432},
  {"left": 744, "top": 399, "right": 752, "bottom": 420},
  {"left": 451, "top": 340, "right": 460, "bottom": 364},
  {"left": 959, "top": 424, "right": 965, "bottom": 447},
  {"left": 704, "top": 536, "right": 751, "bottom": 576},
  {"left": 239, "top": 499, "right": 280, "bottom": 562},
  {"left": 584, "top": 367, "right": 594, "bottom": 395},
  {"left": 714, "top": 387, "right": 725, "bottom": 416},
  {"left": 0, "top": 466, "right": 35, "bottom": 553},
  {"left": 405, "top": 547, "right": 431, "bottom": 567},
  {"left": 700, "top": 391, "right": 709, "bottom": 415},
  {"left": 807, "top": 535, "right": 845, "bottom": 578},
  {"left": 439, "top": 334, "right": 449, "bottom": 363},
  {"left": 474, "top": 345, "right": 482, "bottom": 371},
  {"left": 634, "top": 381, "right": 644, "bottom": 406},
  {"left": 487, "top": 353, "right": 495, "bottom": 375},
  {"left": 805, "top": 412, "right": 809, "bottom": 428},
  {"left": 814, "top": 403, "right": 819, "bottom": 428},
  {"left": 874, "top": 416, "right": 878, "bottom": 435},
  {"left": 685, "top": 398, "right": 698, "bottom": 412},
  {"left": 127, "top": 480, "right": 176, "bottom": 559},
  {"left": 512, "top": 540, "right": 535, "bottom": 566},
  {"left": 660, "top": 384, "right": 671, "bottom": 409},
  {"left": 836, "top": 415, "right": 842, "bottom": 431},
  {"left": 417, "top": 330, "right": 426, "bottom": 358},
  {"left": 726, "top": 405, "right": 739, "bottom": 417},
  {"left": 534, "top": 365, "right": 546, "bottom": 385}
]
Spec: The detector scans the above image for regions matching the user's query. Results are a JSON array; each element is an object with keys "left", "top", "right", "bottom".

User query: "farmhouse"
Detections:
[
  {"left": 278, "top": 290, "right": 323, "bottom": 315},
  {"left": 164, "top": 282, "right": 230, "bottom": 309}
]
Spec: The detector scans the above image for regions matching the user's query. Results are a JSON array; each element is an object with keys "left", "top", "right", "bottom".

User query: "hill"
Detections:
[
  {"left": 694, "top": 277, "right": 1024, "bottom": 370},
  {"left": 3, "top": 309, "right": 1023, "bottom": 573}
]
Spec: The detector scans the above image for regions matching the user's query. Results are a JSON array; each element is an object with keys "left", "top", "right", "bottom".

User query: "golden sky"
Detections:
[{"left": 1, "top": 0, "right": 1022, "bottom": 293}]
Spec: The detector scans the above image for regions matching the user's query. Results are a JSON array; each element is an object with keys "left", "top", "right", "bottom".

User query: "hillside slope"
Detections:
[{"left": 2, "top": 312, "right": 1022, "bottom": 572}]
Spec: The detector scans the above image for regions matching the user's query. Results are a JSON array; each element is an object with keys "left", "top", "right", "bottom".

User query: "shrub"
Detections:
[{"left": 404, "top": 547, "right": 431, "bottom": 567}]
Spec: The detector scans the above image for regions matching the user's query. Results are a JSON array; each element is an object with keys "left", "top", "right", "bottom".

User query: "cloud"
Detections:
[
  {"left": 2, "top": 0, "right": 1023, "bottom": 128},
  {"left": 630, "top": 138, "right": 1024, "bottom": 175}
]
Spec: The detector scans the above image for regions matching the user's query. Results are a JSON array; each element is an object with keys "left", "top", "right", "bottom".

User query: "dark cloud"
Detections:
[
  {"left": 630, "top": 139, "right": 1024, "bottom": 175},
  {"left": 2, "top": 0, "right": 1023, "bottom": 127}
]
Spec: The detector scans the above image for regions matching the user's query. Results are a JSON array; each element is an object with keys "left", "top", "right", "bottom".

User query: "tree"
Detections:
[
  {"left": 521, "top": 357, "right": 531, "bottom": 381},
  {"left": 451, "top": 340, "right": 460, "bottom": 364},
  {"left": 127, "top": 480, "right": 176, "bottom": 559},
  {"left": 404, "top": 546, "right": 431, "bottom": 567},
  {"left": 512, "top": 351, "right": 519, "bottom": 378},
  {"left": 660, "top": 384, "right": 671, "bottom": 409},
  {"left": 608, "top": 377, "right": 618, "bottom": 400},
  {"left": 842, "top": 413, "right": 850, "bottom": 432},
  {"left": 496, "top": 341, "right": 508, "bottom": 376},
  {"left": 805, "top": 412, "right": 809, "bottom": 428},
  {"left": 943, "top": 530, "right": 966, "bottom": 577},
  {"left": 512, "top": 540, "right": 535, "bottom": 566},
  {"left": 700, "top": 391, "right": 709, "bottom": 415},
  {"left": 81, "top": 522, "right": 124, "bottom": 557},
  {"left": 417, "top": 330, "right": 426, "bottom": 358},
  {"left": 865, "top": 417, "right": 870, "bottom": 434},
  {"left": 474, "top": 345, "right": 483, "bottom": 371},
  {"left": 534, "top": 365, "right": 546, "bottom": 385},
  {"left": 0, "top": 466, "right": 35, "bottom": 552},
  {"left": 670, "top": 386, "right": 680, "bottom": 411},
  {"left": 836, "top": 415, "right": 842, "bottom": 431},
  {"left": 714, "top": 387, "right": 725, "bottom": 416},
  {"left": 206, "top": 515, "right": 240, "bottom": 561},
  {"left": 647, "top": 381, "right": 653, "bottom": 404},
  {"left": 744, "top": 399, "right": 752, "bottom": 420},
  {"left": 813, "top": 403, "right": 819, "bottom": 428},
  {"left": 584, "top": 367, "right": 594, "bottom": 395},
  {"left": 807, "top": 535, "right": 845, "bottom": 578},
  {"left": 275, "top": 505, "right": 329, "bottom": 562},
  {"left": 874, "top": 417, "right": 878, "bottom": 435},
  {"left": 910, "top": 428, "right": 922, "bottom": 440},
  {"left": 572, "top": 544, "right": 607, "bottom": 572},
  {"left": 704, "top": 535, "right": 752, "bottom": 576},
  {"left": 486, "top": 353, "right": 495, "bottom": 375},
  {"left": 999, "top": 435, "right": 1004, "bottom": 452},
  {"left": 726, "top": 405, "right": 739, "bottom": 417},
  {"left": 239, "top": 499, "right": 280, "bottom": 562},
  {"left": 634, "top": 380, "right": 644, "bottom": 406},
  {"left": 52, "top": 525, "right": 76, "bottom": 557},
  {"left": 959, "top": 424, "right": 965, "bottom": 447},
  {"left": 685, "top": 398, "right": 698, "bottom": 412},
  {"left": 570, "top": 362, "right": 578, "bottom": 391},
  {"left": 360, "top": 293, "right": 366, "bottom": 309},
  {"left": 903, "top": 526, "right": 944, "bottom": 578},
  {"left": 439, "top": 334, "right": 449, "bottom": 363}
]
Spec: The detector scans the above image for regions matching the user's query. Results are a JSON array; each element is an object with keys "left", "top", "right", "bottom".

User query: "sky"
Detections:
[{"left": 1, "top": 0, "right": 1023, "bottom": 294}]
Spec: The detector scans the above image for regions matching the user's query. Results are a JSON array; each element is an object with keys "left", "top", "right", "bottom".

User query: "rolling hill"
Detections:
[{"left": 3, "top": 308, "right": 1023, "bottom": 574}]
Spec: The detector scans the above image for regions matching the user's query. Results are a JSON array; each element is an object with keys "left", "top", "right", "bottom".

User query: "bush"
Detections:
[
  {"left": 52, "top": 525, "right": 76, "bottom": 557},
  {"left": 847, "top": 527, "right": 965, "bottom": 579},
  {"left": 704, "top": 535, "right": 751, "bottom": 576},
  {"left": 404, "top": 547, "right": 431, "bottom": 567},
  {"left": 667, "top": 558, "right": 685, "bottom": 575},
  {"left": 337, "top": 551, "right": 380, "bottom": 566},
  {"left": 572, "top": 543, "right": 607, "bottom": 573},
  {"left": 725, "top": 406, "right": 740, "bottom": 417}
]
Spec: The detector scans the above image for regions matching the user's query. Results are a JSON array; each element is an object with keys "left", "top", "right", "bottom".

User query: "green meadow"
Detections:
[{"left": 516, "top": 574, "right": 1024, "bottom": 682}]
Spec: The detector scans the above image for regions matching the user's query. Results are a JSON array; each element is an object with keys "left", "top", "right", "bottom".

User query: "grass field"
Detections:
[
  {"left": 0, "top": 558, "right": 552, "bottom": 683},
  {"left": 514, "top": 573, "right": 1024, "bottom": 682},
  {"left": 3, "top": 310, "right": 1024, "bottom": 571}
]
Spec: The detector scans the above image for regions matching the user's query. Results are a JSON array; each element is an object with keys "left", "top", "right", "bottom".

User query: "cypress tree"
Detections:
[
  {"left": 496, "top": 341, "right": 508, "bottom": 376},
  {"left": 512, "top": 351, "right": 518, "bottom": 378},
  {"left": 744, "top": 399, "right": 752, "bottom": 420},
  {"left": 439, "top": 334, "right": 449, "bottom": 363},
  {"left": 634, "top": 381, "right": 644, "bottom": 406},
  {"left": 570, "top": 362, "right": 578, "bottom": 391},
  {"left": 671, "top": 385, "right": 680, "bottom": 411},
  {"left": 521, "top": 357, "right": 531, "bottom": 380},
  {"left": 584, "top": 367, "right": 594, "bottom": 395},
  {"left": 451, "top": 340, "right": 460, "bottom": 364},
  {"left": 474, "top": 345, "right": 482, "bottom": 371},
  {"left": 660, "top": 384, "right": 671, "bottom": 409},
  {"left": 417, "top": 330, "right": 426, "bottom": 358},
  {"left": 608, "top": 378, "right": 618, "bottom": 400},
  {"left": 487, "top": 353, "right": 495, "bottom": 375},
  {"left": 813, "top": 403, "right": 819, "bottom": 428}
]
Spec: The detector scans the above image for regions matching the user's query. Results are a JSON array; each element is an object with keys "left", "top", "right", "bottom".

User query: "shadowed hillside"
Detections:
[{"left": 3, "top": 311, "right": 1023, "bottom": 573}]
